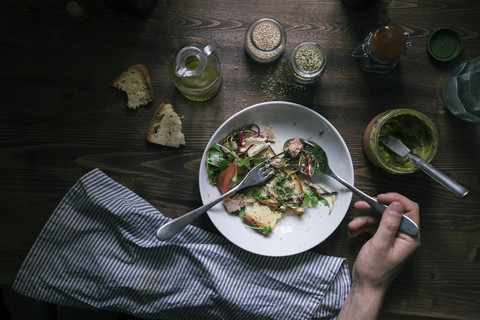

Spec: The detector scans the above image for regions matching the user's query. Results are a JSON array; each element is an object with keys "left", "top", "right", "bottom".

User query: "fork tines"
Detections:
[
  {"left": 259, "top": 152, "right": 284, "bottom": 177},
  {"left": 259, "top": 163, "right": 276, "bottom": 179}
]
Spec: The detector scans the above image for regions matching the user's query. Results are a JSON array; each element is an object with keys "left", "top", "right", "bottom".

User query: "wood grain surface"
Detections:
[{"left": 1, "top": 0, "right": 479, "bottom": 319}]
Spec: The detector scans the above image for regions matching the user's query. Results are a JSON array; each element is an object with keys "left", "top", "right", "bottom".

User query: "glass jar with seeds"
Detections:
[
  {"left": 287, "top": 42, "right": 327, "bottom": 85},
  {"left": 245, "top": 18, "right": 286, "bottom": 64}
]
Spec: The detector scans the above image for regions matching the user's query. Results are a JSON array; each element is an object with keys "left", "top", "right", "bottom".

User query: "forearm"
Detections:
[{"left": 337, "top": 284, "right": 386, "bottom": 320}]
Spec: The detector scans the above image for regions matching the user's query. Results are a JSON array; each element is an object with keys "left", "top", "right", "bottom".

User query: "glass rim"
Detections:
[
  {"left": 369, "top": 108, "right": 438, "bottom": 174},
  {"left": 290, "top": 42, "right": 327, "bottom": 78}
]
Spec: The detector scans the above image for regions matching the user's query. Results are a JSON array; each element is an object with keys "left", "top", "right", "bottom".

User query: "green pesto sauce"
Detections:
[{"left": 378, "top": 114, "right": 435, "bottom": 169}]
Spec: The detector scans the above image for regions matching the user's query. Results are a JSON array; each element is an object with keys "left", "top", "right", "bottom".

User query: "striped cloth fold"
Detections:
[{"left": 13, "top": 168, "right": 350, "bottom": 320}]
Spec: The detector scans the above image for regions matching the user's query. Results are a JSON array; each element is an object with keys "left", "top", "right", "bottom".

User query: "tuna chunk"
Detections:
[
  {"left": 261, "top": 127, "right": 275, "bottom": 140},
  {"left": 223, "top": 194, "right": 247, "bottom": 213},
  {"left": 270, "top": 157, "right": 282, "bottom": 167},
  {"left": 287, "top": 138, "right": 303, "bottom": 157}
]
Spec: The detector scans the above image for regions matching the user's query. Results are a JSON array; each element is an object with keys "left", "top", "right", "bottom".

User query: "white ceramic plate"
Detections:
[{"left": 198, "top": 101, "right": 354, "bottom": 256}]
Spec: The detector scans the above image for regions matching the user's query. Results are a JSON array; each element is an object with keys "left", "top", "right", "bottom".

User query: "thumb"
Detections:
[{"left": 372, "top": 201, "right": 404, "bottom": 249}]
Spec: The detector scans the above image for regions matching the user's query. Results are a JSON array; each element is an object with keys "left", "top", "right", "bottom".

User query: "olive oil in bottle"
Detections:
[{"left": 170, "top": 43, "right": 222, "bottom": 101}]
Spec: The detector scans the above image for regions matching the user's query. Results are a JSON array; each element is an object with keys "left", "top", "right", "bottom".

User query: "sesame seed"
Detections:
[
  {"left": 245, "top": 18, "right": 286, "bottom": 63},
  {"left": 252, "top": 22, "right": 281, "bottom": 50}
]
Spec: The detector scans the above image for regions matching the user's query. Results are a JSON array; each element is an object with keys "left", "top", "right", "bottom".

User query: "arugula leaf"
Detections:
[
  {"left": 303, "top": 190, "right": 319, "bottom": 207},
  {"left": 247, "top": 225, "right": 273, "bottom": 235},
  {"left": 318, "top": 194, "right": 333, "bottom": 214},
  {"left": 232, "top": 207, "right": 246, "bottom": 218},
  {"left": 236, "top": 158, "right": 253, "bottom": 169},
  {"left": 248, "top": 188, "right": 267, "bottom": 199},
  {"left": 237, "top": 156, "right": 263, "bottom": 170}
]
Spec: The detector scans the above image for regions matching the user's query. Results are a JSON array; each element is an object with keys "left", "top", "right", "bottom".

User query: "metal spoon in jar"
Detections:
[{"left": 283, "top": 138, "right": 419, "bottom": 236}]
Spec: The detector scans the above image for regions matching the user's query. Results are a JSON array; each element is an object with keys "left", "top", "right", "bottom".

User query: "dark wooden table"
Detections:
[{"left": 1, "top": 0, "right": 479, "bottom": 319}]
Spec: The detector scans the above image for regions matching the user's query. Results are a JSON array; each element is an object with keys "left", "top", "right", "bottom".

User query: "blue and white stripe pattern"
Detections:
[{"left": 13, "top": 169, "right": 351, "bottom": 320}]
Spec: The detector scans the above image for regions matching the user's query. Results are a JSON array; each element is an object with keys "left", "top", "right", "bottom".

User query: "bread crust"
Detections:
[
  {"left": 147, "top": 103, "right": 185, "bottom": 148},
  {"left": 112, "top": 64, "right": 154, "bottom": 109},
  {"left": 242, "top": 202, "right": 281, "bottom": 232},
  {"left": 147, "top": 103, "right": 169, "bottom": 143},
  {"left": 242, "top": 214, "right": 262, "bottom": 228},
  {"left": 130, "top": 64, "right": 154, "bottom": 100}
]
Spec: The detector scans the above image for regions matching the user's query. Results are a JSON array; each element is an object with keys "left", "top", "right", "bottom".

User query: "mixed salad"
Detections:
[{"left": 205, "top": 124, "right": 337, "bottom": 235}]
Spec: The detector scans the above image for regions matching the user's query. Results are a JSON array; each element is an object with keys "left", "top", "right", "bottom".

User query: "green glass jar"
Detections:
[{"left": 363, "top": 108, "right": 438, "bottom": 174}]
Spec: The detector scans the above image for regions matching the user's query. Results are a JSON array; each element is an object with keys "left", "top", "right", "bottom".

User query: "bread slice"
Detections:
[
  {"left": 243, "top": 202, "right": 280, "bottom": 234},
  {"left": 112, "top": 64, "right": 153, "bottom": 109},
  {"left": 147, "top": 103, "right": 185, "bottom": 148}
]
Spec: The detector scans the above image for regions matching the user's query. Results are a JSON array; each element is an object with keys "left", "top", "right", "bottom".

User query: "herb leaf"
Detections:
[
  {"left": 206, "top": 143, "right": 230, "bottom": 185},
  {"left": 246, "top": 225, "right": 273, "bottom": 235}
]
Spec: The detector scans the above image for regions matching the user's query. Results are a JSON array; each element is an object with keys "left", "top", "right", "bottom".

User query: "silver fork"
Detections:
[{"left": 156, "top": 153, "right": 283, "bottom": 241}]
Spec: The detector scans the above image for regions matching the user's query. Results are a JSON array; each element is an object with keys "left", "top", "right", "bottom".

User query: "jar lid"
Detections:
[
  {"left": 427, "top": 27, "right": 462, "bottom": 62},
  {"left": 369, "top": 25, "right": 406, "bottom": 62}
]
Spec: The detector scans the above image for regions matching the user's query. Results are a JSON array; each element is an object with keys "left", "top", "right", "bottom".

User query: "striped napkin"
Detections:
[{"left": 13, "top": 169, "right": 350, "bottom": 320}]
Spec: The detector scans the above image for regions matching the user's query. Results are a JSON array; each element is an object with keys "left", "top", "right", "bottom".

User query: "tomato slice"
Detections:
[{"left": 217, "top": 162, "right": 245, "bottom": 194}]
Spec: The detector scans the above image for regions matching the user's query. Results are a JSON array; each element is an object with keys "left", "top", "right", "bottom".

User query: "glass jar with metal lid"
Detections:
[
  {"left": 352, "top": 25, "right": 412, "bottom": 74},
  {"left": 286, "top": 42, "right": 327, "bottom": 85},
  {"left": 245, "top": 18, "right": 286, "bottom": 64}
]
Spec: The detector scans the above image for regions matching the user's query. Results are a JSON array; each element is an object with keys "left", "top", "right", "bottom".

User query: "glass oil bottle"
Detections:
[{"left": 170, "top": 43, "right": 222, "bottom": 101}]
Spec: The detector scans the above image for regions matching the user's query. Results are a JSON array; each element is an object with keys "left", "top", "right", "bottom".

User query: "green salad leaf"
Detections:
[
  {"left": 206, "top": 143, "right": 232, "bottom": 185},
  {"left": 303, "top": 190, "right": 319, "bottom": 207},
  {"left": 246, "top": 225, "right": 273, "bottom": 235}
]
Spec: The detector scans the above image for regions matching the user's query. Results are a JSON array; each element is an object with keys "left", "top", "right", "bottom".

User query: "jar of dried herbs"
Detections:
[
  {"left": 245, "top": 18, "right": 286, "bottom": 64},
  {"left": 287, "top": 42, "right": 327, "bottom": 85}
]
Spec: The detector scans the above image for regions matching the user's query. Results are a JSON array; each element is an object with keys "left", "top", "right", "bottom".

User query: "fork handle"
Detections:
[
  {"left": 329, "top": 171, "right": 419, "bottom": 236},
  {"left": 156, "top": 185, "right": 241, "bottom": 241}
]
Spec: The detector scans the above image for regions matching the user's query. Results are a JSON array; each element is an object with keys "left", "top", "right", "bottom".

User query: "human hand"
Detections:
[
  {"left": 348, "top": 192, "right": 421, "bottom": 292},
  {"left": 338, "top": 193, "right": 420, "bottom": 320}
]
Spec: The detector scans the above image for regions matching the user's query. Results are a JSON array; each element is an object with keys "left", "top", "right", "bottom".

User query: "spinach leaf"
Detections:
[{"left": 206, "top": 143, "right": 231, "bottom": 185}]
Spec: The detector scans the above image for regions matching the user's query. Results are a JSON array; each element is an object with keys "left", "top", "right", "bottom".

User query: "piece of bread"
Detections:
[
  {"left": 112, "top": 64, "right": 153, "bottom": 109},
  {"left": 147, "top": 103, "right": 185, "bottom": 148},
  {"left": 243, "top": 202, "right": 281, "bottom": 234}
]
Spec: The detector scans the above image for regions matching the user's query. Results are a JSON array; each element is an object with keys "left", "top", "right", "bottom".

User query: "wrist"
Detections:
[
  {"left": 351, "top": 276, "right": 390, "bottom": 297},
  {"left": 338, "top": 283, "right": 387, "bottom": 320}
]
